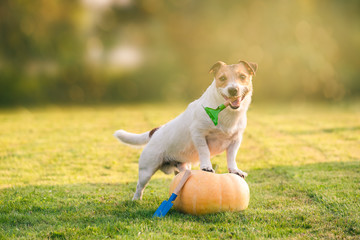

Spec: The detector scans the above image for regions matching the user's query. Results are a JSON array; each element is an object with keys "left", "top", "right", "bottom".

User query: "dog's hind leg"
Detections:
[
  {"left": 132, "top": 149, "right": 161, "bottom": 200},
  {"left": 132, "top": 170, "right": 155, "bottom": 200}
]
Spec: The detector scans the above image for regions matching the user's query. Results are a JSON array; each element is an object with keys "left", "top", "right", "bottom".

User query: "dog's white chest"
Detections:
[{"left": 205, "top": 129, "right": 238, "bottom": 156}]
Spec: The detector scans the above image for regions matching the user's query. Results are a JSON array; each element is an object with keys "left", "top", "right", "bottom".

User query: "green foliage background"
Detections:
[{"left": 1, "top": 0, "right": 360, "bottom": 105}]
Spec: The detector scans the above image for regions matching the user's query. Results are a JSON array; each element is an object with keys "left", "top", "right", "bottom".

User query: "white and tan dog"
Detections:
[{"left": 114, "top": 60, "right": 257, "bottom": 200}]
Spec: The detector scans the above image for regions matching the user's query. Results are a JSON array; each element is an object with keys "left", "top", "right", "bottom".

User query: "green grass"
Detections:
[{"left": 0, "top": 103, "right": 359, "bottom": 239}]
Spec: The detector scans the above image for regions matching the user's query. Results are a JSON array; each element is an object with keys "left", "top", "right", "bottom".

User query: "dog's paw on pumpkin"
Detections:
[
  {"left": 201, "top": 167, "right": 215, "bottom": 173},
  {"left": 229, "top": 168, "right": 248, "bottom": 178}
]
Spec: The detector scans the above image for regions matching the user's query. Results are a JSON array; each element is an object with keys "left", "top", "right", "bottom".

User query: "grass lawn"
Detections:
[{"left": 0, "top": 102, "right": 359, "bottom": 239}]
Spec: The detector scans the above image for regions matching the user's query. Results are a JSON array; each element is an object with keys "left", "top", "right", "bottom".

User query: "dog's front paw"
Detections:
[
  {"left": 201, "top": 167, "right": 215, "bottom": 173},
  {"left": 229, "top": 168, "right": 248, "bottom": 178}
]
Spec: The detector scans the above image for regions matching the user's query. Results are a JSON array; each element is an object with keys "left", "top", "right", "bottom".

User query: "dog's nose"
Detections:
[{"left": 228, "top": 87, "right": 238, "bottom": 96}]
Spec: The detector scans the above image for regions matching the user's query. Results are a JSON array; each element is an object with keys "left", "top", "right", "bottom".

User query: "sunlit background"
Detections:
[{"left": 1, "top": 0, "right": 359, "bottom": 106}]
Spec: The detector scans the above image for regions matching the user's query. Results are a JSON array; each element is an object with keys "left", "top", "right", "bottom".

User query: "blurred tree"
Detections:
[
  {"left": 0, "top": 0, "right": 86, "bottom": 104},
  {"left": 0, "top": 0, "right": 359, "bottom": 106}
]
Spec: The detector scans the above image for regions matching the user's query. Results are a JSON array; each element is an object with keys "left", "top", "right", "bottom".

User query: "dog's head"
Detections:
[{"left": 210, "top": 60, "right": 257, "bottom": 109}]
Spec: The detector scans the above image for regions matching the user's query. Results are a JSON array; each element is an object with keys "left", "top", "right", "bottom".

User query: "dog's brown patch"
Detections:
[
  {"left": 238, "top": 60, "right": 258, "bottom": 76},
  {"left": 149, "top": 127, "right": 159, "bottom": 138}
]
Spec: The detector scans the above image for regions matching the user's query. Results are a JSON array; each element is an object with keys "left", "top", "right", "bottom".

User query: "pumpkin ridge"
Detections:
[
  {"left": 192, "top": 195, "right": 197, "bottom": 215},
  {"left": 219, "top": 184, "right": 222, "bottom": 212}
]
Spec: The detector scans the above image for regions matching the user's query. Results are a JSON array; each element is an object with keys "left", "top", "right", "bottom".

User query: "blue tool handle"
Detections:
[{"left": 168, "top": 193, "right": 177, "bottom": 202}]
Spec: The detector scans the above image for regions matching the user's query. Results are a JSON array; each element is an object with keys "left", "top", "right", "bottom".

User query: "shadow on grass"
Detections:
[{"left": 0, "top": 161, "right": 359, "bottom": 238}]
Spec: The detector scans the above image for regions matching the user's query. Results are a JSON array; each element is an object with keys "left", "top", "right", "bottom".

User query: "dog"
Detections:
[{"left": 114, "top": 60, "right": 257, "bottom": 200}]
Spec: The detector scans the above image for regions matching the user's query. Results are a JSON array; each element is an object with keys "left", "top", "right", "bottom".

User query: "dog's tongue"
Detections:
[{"left": 230, "top": 98, "right": 241, "bottom": 108}]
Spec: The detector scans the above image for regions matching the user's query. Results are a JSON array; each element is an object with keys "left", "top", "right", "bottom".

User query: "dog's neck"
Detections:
[{"left": 201, "top": 80, "right": 226, "bottom": 108}]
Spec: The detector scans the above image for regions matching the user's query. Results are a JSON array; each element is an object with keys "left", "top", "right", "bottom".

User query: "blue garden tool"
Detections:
[{"left": 153, "top": 170, "right": 192, "bottom": 217}]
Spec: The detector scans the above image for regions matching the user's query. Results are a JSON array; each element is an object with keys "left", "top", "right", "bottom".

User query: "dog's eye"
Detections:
[
  {"left": 239, "top": 74, "right": 246, "bottom": 80},
  {"left": 219, "top": 76, "right": 227, "bottom": 81}
]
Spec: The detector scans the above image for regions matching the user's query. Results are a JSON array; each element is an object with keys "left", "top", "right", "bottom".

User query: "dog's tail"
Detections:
[{"left": 113, "top": 127, "right": 159, "bottom": 146}]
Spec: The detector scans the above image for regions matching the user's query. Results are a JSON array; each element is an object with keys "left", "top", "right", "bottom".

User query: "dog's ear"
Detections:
[
  {"left": 239, "top": 60, "right": 258, "bottom": 76},
  {"left": 209, "top": 61, "right": 226, "bottom": 75}
]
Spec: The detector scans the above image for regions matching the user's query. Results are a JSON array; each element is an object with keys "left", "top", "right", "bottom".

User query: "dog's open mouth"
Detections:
[{"left": 222, "top": 94, "right": 245, "bottom": 109}]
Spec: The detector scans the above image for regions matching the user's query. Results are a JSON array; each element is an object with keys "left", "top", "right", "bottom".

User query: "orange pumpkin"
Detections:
[{"left": 169, "top": 170, "right": 250, "bottom": 215}]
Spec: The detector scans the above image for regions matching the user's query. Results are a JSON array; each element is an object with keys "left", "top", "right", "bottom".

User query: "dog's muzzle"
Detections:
[
  {"left": 223, "top": 87, "right": 250, "bottom": 109},
  {"left": 228, "top": 87, "right": 238, "bottom": 97}
]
